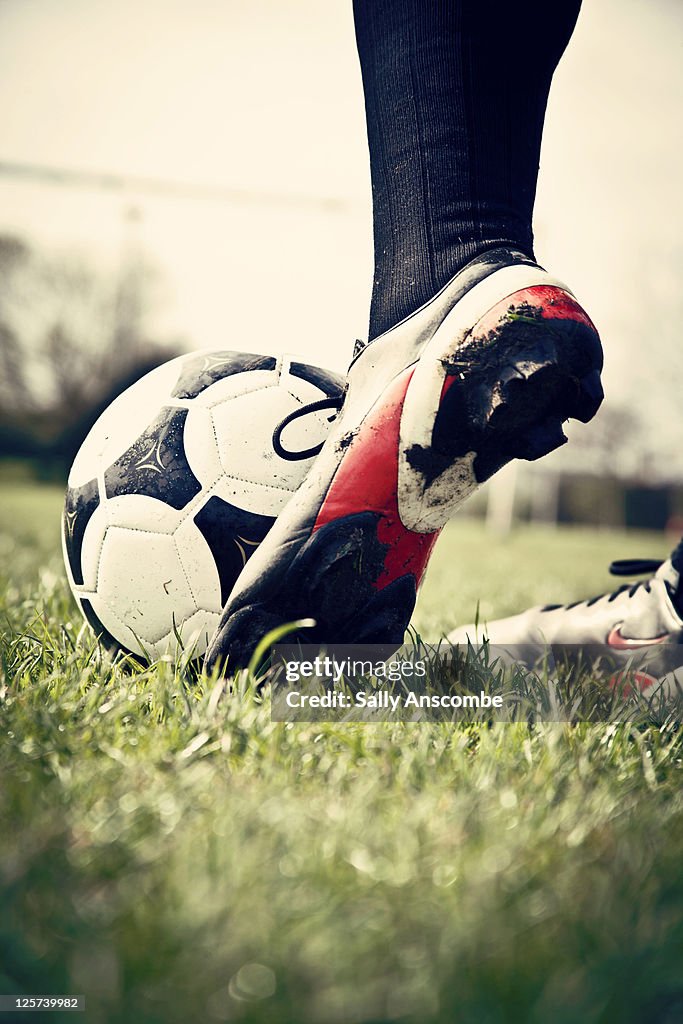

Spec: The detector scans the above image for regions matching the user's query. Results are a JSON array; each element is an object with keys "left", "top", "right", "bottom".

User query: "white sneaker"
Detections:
[{"left": 447, "top": 550, "right": 683, "bottom": 695}]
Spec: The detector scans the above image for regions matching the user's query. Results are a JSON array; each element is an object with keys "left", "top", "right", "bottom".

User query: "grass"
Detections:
[{"left": 1, "top": 480, "right": 683, "bottom": 1024}]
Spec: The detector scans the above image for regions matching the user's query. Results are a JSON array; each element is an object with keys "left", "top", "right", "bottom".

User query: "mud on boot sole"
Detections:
[{"left": 428, "top": 292, "right": 604, "bottom": 485}]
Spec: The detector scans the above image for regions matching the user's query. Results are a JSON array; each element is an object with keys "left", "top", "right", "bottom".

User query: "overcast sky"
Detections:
[{"left": 1, "top": 0, "right": 682, "bottom": 474}]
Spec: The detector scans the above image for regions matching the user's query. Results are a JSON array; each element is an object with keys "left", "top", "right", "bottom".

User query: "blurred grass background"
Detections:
[{"left": 2, "top": 477, "right": 683, "bottom": 1024}]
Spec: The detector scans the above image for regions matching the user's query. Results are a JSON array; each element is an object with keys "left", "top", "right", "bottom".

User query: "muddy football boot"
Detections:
[
  {"left": 447, "top": 546, "right": 683, "bottom": 695},
  {"left": 205, "top": 247, "right": 603, "bottom": 672}
]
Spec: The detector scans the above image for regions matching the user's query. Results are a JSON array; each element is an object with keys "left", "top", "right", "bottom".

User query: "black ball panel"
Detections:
[
  {"left": 289, "top": 361, "right": 345, "bottom": 400},
  {"left": 194, "top": 495, "right": 275, "bottom": 605},
  {"left": 63, "top": 478, "right": 100, "bottom": 586},
  {"left": 104, "top": 407, "right": 201, "bottom": 510},
  {"left": 171, "top": 351, "right": 277, "bottom": 400}
]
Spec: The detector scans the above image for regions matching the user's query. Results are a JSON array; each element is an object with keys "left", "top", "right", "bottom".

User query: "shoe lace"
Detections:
[
  {"left": 545, "top": 557, "right": 665, "bottom": 612},
  {"left": 272, "top": 395, "right": 344, "bottom": 461}
]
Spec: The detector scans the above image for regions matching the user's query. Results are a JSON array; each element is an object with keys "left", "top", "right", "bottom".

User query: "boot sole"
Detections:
[{"left": 399, "top": 284, "right": 604, "bottom": 530}]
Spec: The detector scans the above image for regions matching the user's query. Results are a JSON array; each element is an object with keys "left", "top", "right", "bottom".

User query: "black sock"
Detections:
[{"left": 353, "top": 0, "right": 582, "bottom": 340}]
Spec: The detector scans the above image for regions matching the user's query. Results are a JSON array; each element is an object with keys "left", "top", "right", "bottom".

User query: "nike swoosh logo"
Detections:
[{"left": 606, "top": 625, "right": 669, "bottom": 650}]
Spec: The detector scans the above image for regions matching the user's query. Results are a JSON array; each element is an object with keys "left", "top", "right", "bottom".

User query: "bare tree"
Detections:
[{"left": 0, "top": 234, "right": 180, "bottom": 465}]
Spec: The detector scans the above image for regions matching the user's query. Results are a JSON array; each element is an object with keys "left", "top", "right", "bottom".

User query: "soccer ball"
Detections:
[{"left": 62, "top": 350, "right": 344, "bottom": 662}]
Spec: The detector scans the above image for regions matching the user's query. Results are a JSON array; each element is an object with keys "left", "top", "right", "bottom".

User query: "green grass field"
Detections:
[{"left": 1, "top": 480, "right": 683, "bottom": 1024}]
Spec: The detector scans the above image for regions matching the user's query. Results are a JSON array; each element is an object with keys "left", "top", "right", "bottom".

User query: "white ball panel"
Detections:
[
  {"left": 68, "top": 356, "right": 186, "bottom": 488},
  {"left": 191, "top": 369, "right": 279, "bottom": 410},
  {"left": 181, "top": 406, "right": 223, "bottom": 491},
  {"left": 95, "top": 528, "right": 198, "bottom": 645},
  {"left": 77, "top": 504, "right": 109, "bottom": 593},
  {"left": 211, "top": 387, "right": 317, "bottom": 488},
  {"left": 82, "top": 594, "right": 149, "bottom": 660},
  {"left": 212, "top": 475, "right": 297, "bottom": 518},
  {"left": 153, "top": 608, "right": 220, "bottom": 661},
  {"left": 103, "top": 494, "right": 181, "bottom": 533},
  {"left": 173, "top": 520, "right": 223, "bottom": 614}
]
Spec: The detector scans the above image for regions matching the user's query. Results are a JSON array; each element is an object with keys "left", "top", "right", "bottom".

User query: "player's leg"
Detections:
[
  {"left": 356, "top": 0, "right": 583, "bottom": 341},
  {"left": 205, "top": 0, "right": 603, "bottom": 672}
]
